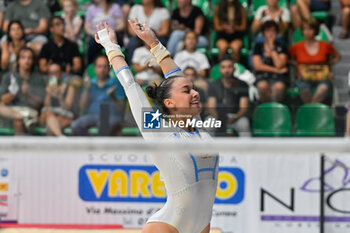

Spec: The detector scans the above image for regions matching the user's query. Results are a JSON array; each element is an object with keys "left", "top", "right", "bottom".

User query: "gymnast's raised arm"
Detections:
[
  {"left": 94, "top": 20, "right": 183, "bottom": 140},
  {"left": 127, "top": 18, "right": 180, "bottom": 76}
]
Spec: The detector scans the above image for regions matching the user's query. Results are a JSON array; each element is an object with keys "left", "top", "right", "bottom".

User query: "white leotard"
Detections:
[{"left": 115, "top": 67, "right": 219, "bottom": 233}]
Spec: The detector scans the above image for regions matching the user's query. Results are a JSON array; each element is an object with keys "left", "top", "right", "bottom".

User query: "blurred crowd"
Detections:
[{"left": 0, "top": 0, "right": 347, "bottom": 137}]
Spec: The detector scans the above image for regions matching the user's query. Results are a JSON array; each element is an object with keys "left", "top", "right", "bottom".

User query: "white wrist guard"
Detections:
[
  {"left": 145, "top": 42, "right": 170, "bottom": 67},
  {"left": 97, "top": 28, "right": 124, "bottom": 62}
]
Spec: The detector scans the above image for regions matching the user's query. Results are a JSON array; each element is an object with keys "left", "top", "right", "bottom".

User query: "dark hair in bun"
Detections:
[{"left": 146, "top": 76, "right": 178, "bottom": 115}]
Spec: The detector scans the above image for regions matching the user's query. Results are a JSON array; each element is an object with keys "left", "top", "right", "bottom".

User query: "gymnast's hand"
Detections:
[
  {"left": 128, "top": 18, "right": 158, "bottom": 47},
  {"left": 94, "top": 22, "right": 118, "bottom": 45}
]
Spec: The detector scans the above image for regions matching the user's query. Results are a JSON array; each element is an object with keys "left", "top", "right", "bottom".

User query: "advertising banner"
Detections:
[{"left": 1, "top": 144, "right": 350, "bottom": 233}]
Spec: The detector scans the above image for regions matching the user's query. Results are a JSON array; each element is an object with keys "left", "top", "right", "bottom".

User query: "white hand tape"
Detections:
[{"left": 97, "top": 28, "right": 122, "bottom": 56}]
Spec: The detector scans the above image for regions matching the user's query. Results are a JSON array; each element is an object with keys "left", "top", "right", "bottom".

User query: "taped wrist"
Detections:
[
  {"left": 149, "top": 41, "right": 170, "bottom": 65},
  {"left": 97, "top": 28, "right": 124, "bottom": 62}
]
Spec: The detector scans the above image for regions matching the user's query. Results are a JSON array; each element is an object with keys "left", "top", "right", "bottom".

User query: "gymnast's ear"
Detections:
[{"left": 164, "top": 98, "right": 175, "bottom": 109}]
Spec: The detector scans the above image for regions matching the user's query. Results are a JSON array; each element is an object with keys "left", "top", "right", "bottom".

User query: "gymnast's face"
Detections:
[{"left": 164, "top": 77, "right": 201, "bottom": 117}]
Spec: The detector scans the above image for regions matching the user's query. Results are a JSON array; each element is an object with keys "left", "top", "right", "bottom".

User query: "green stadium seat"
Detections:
[
  {"left": 53, "top": 10, "right": 63, "bottom": 17},
  {"left": 89, "top": 127, "right": 99, "bottom": 135},
  {"left": 286, "top": 87, "right": 300, "bottom": 98},
  {"left": 0, "top": 127, "right": 14, "bottom": 136},
  {"left": 295, "top": 104, "right": 335, "bottom": 137},
  {"left": 196, "top": 47, "right": 208, "bottom": 55},
  {"left": 252, "top": 102, "right": 292, "bottom": 137},
  {"left": 192, "top": 0, "right": 211, "bottom": 19},
  {"left": 63, "top": 127, "right": 97, "bottom": 136},
  {"left": 210, "top": 63, "right": 246, "bottom": 81},
  {"left": 122, "top": 127, "right": 141, "bottom": 136},
  {"left": 292, "top": 27, "right": 329, "bottom": 44},
  {"left": 77, "top": 0, "right": 90, "bottom": 5},
  {"left": 64, "top": 126, "right": 98, "bottom": 136},
  {"left": 161, "top": 0, "right": 171, "bottom": 11},
  {"left": 311, "top": 11, "right": 329, "bottom": 21},
  {"left": 85, "top": 63, "right": 96, "bottom": 79},
  {"left": 63, "top": 127, "right": 73, "bottom": 135},
  {"left": 210, "top": 31, "right": 218, "bottom": 57},
  {"left": 34, "top": 126, "right": 47, "bottom": 135},
  {"left": 210, "top": 63, "right": 221, "bottom": 81}
]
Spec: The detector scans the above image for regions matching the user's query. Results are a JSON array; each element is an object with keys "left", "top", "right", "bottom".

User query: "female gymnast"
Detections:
[{"left": 95, "top": 19, "right": 219, "bottom": 233}]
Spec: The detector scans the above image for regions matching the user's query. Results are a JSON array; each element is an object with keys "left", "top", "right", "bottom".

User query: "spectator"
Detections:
[
  {"left": 173, "top": 30, "right": 210, "bottom": 78},
  {"left": 39, "top": 16, "right": 82, "bottom": 75},
  {"left": 340, "top": 0, "right": 350, "bottom": 39},
  {"left": 132, "top": 38, "right": 163, "bottom": 86},
  {"left": 127, "top": 0, "right": 170, "bottom": 63},
  {"left": 1, "top": 21, "right": 27, "bottom": 71},
  {"left": 289, "top": 18, "right": 340, "bottom": 104},
  {"left": 85, "top": 0, "right": 125, "bottom": 64},
  {"left": 40, "top": 63, "right": 76, "bottom": 136},
  {"left": 207, "top": 56, "right": 250, "bottom": 137},
  {"left": 3, "top": 0, "right": 51, "bottom": 53},
  {"left": 0, "top": 47, "right": 46, "bottom": 135},
  {"left": 291, "top": 0, "right": 330, "bottom": 29},
  {"left": 252, "top": 20, "right": 288, "bottom": 103},
  {"left": 251, "top": 0, "right": 290, "bottom": 36},
  {"left": 60, "top": 0, "right": 83, "bottom": 47},
  {"left": 214, "top": 0, "right": 247, "bottom": 61},
  {"left": 183, "top": 66, "right": 208, "bottom": 102},
  {"left": 71, "top": 55, "right": 126, "bottom": 136},
  {"left": 167, "top": 0, "right": 208, "bottom": 55}
]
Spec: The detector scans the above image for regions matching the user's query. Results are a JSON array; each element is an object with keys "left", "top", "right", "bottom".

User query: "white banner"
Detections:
[{"left": 1, "top": 139, "right": 350, "bottom": 233}]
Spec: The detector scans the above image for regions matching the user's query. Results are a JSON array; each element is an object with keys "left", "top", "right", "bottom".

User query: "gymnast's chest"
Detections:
[{"left": 173, "top": 152, "right": 219, "bottom": 184}]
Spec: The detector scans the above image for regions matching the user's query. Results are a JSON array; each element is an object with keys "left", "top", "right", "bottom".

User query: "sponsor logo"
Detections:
[
  {"left": 79, "top": 165, "right": 244, "bottom": 204},
  {"left": 0, "top": 183, "right": 8, "bottom": 192},
  {"left": 261, "top": 158, "right": 350, "bottom": 225},
  {"left": 216, "top": 167, "right": 244, "bottom": 204},
  {"left": 0, "top": 194, "right": 7, "bottom": 206},
  {"left": 1, "top": 169, "right": 8, "bottom": 177}
]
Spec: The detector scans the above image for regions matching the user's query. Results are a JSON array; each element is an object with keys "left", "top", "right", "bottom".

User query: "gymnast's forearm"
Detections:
[{"left": 156, "top": 54, "right": 179, "bottom": 76}]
